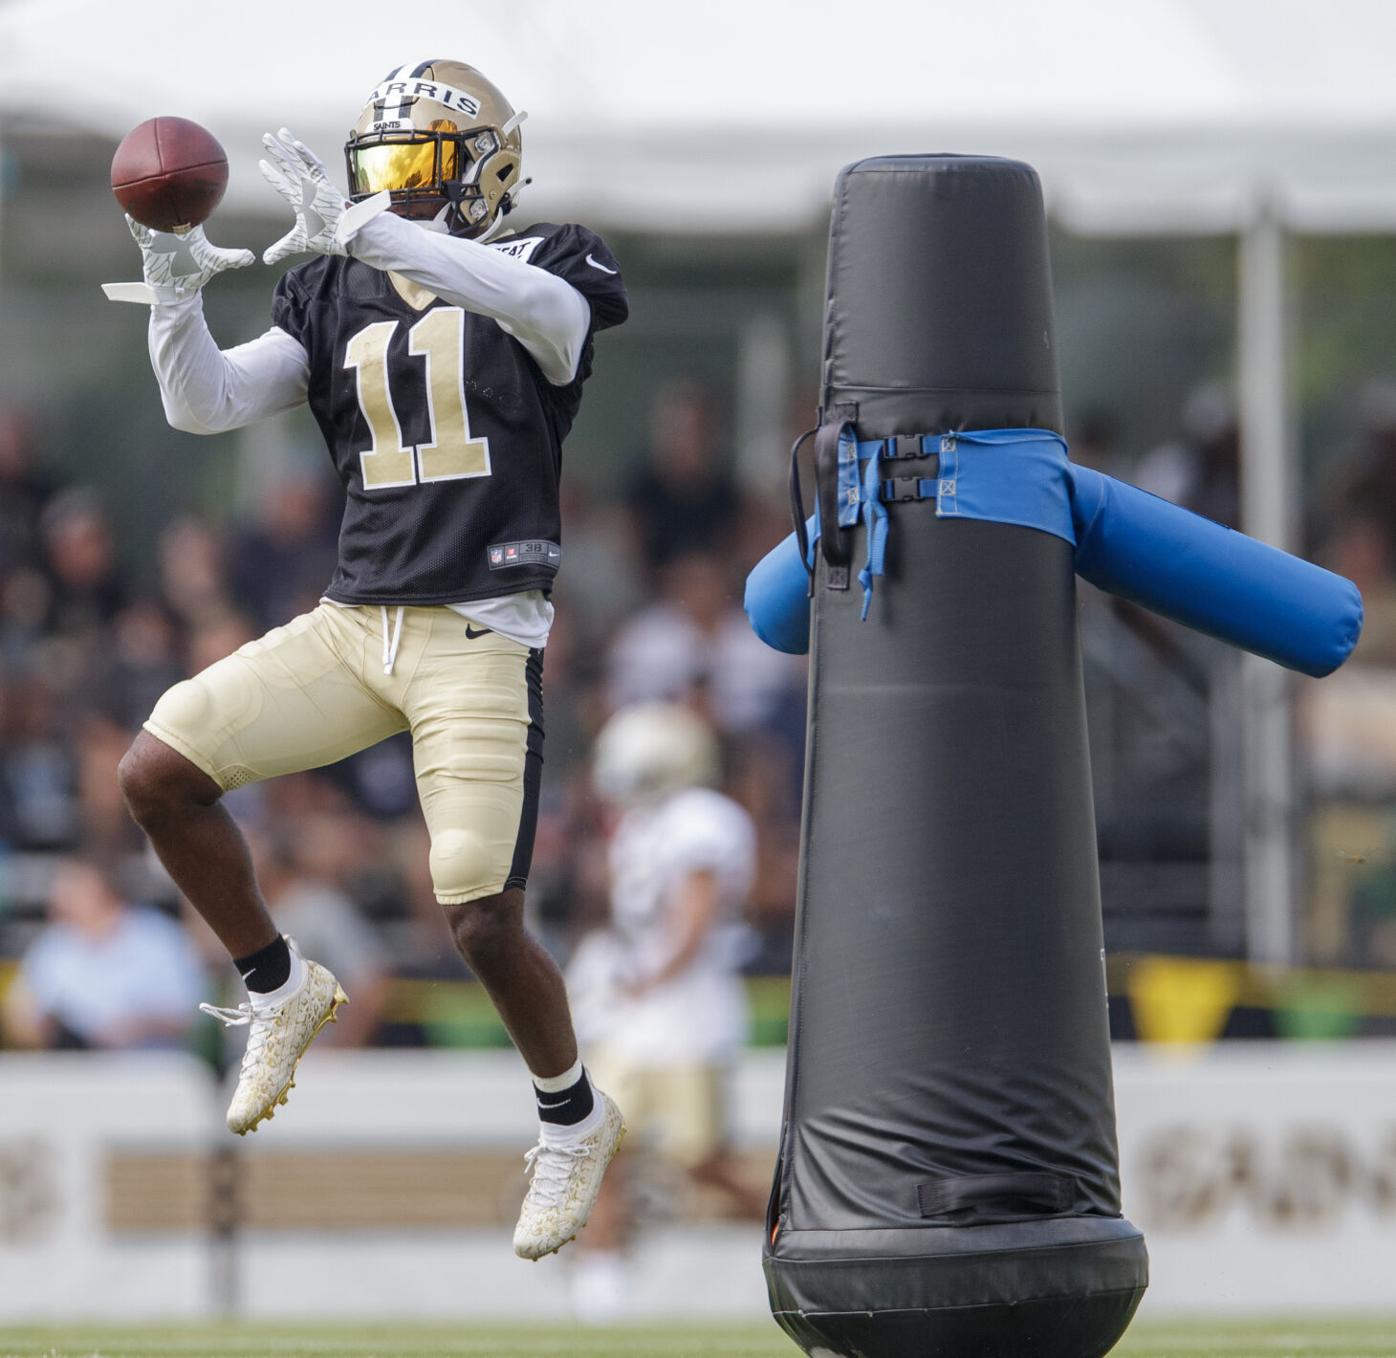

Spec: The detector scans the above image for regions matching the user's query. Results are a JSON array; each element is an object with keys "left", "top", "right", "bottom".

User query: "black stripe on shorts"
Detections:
[{"left": 504, "top": 647, "right": 545, "bottom": 892}]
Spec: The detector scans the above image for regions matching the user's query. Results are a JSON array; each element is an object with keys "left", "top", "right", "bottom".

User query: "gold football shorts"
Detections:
[{"left": 144, "top": 603, "right": 543, "bottom": 905}]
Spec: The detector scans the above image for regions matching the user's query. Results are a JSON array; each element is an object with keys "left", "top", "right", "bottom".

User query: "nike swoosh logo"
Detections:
[
  {"left": 585, "top": 253, "right": 617, "bottom": 275},
  {"left": 465, "top": 625, "right": 492, "bottom": 639},
  {"left": 537, "top": 1097, "right": 572, "bottom": 1110}
]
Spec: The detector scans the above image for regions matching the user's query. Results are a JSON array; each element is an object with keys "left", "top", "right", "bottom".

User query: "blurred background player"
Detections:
[
  {"left": 105, "top": 60, "right": 628, "bottom": 1259},
  {"left": 567, "top": 703, "right": 767, "bottom": 1321}
]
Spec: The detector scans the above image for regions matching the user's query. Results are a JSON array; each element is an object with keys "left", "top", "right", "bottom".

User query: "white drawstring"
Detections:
[{"left": 381, "top": 605, "right": 405, "bottom": 675}]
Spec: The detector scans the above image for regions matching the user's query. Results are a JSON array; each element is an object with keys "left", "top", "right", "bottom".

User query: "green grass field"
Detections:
[{"left": 1, "top": 1320, "right": 1394, "bottom": 1358}]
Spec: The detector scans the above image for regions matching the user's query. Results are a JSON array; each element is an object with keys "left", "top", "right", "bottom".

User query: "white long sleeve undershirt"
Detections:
[
  {"left": 347, "top": 211, "right": 592, "bottom": 386},
  {"left": 146, "top": 213, "right": 592, "bottom": 437},
  {"left": 148, "top": 298, "right": 309, "bottom": 436}
]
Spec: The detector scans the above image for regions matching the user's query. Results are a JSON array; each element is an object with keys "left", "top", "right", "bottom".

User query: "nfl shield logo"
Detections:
[{"left": 489, "top": 547, "right": 504, "bottom": 565}]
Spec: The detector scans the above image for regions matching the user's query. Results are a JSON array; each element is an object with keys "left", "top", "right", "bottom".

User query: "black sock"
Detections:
[
  {"left": 534, "top": 1067, "right": 595, "bottom": 1127},
  {"left": 233, "top": 935, "right": 291, "bottom": 993}
]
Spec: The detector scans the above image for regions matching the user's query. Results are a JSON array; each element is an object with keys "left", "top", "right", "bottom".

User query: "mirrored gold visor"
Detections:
[{"left": 348, "top": 138, "right": 460, "bottom": 195}]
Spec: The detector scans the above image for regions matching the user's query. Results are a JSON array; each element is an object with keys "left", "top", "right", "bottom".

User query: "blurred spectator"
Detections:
[
  {"left": 1330, "top": 380, "right": 1396, "bottom": 561},
  {"left": 228, "top": 469, "right": 338, "bottom": 629},
  {"left": 624, "top": 384, "right": 740, "bottom": 577},
  {"left": 1323, "top": 512, "right": 1396, "bottom": 664},
  {"left": 1303, "top": 506, "right": 1396, "bottom": 964},
  {"left": 606, "top": 551, "right": 801, "bottom": 734},
  {"left": 553, "top": 481, "right": 644, "bottom": 638},
  {"left": 2, "top": 857, "right": 204, "bottom": 1050},
  {"left": 73, "top": 714, "right": 143, "bottom": 859},
  {"left": 185, "top": 610, "right": 257, "bottom": 679},
  {"left": 38, "top": 487, "right": 127, "bottom": 636},
  {"left": 0, "top": 672, "right": 80, "bottom": 849},
  {"left": 0, "top": 408, "right": 53, "bottom": 576},
  {"left": 0, "top": 566, "right": 53, "bottom": 672},
  {"left": 92, "top": 601, "right": 185, "bottom": 730},
  {"left": 158, "top": 516, "right": 232, "bottom": 631},
  {"left": 1135, "top": 381, "right": 1240, "bottom": 526}
]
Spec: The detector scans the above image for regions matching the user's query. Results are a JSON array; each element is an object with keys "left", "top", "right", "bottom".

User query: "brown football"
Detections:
[{"left": 111, "top": 116, "right": 229, "bottom": 231}]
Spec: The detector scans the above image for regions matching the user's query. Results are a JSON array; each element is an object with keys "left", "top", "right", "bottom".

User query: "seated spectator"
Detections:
[{"left": 2, "top": 857, "right": 205, "bottom": 1050}]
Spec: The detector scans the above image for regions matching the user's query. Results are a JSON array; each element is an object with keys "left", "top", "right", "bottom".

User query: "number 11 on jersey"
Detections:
[{"left": 344, "top": 306, "right": 492, "bottom": 491}]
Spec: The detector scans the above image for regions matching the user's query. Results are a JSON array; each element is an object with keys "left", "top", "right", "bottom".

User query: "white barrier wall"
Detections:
[
  {"left": 0, "top": 1052, "right": 214, "bottom": 1318},
  {"left": 1113, "top": 1044, "right": 1396, "bottom": 1314},
  {"left": 2, "top": 1044, "right": 1394, "bottom": 1319}
]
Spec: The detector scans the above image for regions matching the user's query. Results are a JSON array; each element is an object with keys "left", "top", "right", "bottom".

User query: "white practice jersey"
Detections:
[{"left": 569, "top": 786, "right": 756, "bottom": 1066}]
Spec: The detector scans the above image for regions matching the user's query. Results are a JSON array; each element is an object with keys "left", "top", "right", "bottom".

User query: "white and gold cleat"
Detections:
[
  {"left": 199, "top": 938, "right": 346, "bottom": 1136},
  {"left": 513, "top": 1091, "right": 625, "bottom": 1261}
]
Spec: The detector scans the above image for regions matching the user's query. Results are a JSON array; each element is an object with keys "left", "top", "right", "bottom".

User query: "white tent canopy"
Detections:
[{"left": 3, "top": 0, "right": 1396, "bottom": 233}]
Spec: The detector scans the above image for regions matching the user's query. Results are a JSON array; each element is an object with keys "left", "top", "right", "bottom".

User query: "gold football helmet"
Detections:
[{"left": 344, "top": 60, "right": 525, "bottom": 238}]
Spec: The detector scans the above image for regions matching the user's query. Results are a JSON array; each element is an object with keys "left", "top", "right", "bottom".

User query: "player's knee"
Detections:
[
  {"left": 118, "top": 732, "right": 216, "bottom": 827},
  {"left": 443, "top": 889, "right": 523, "bottom": 969},
  {"left": 430, "top": 828, "right": 504, "bottom": 906},
  {"left": 118, "top": 742, "right": 174, "bottom": 826}
]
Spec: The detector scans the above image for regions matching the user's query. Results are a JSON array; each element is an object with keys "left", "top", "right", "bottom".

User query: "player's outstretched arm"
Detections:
[
  {"left": 347, "top": 212, "right": 591, "bottom": 386},
  {"left": 148, "top": 302, "right": 310, "bottom": 436},
  {"left": 103, "top": 215, "right": 309, "bottom": 435}
]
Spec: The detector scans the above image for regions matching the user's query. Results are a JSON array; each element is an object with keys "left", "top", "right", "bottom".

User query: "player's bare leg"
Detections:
[
  {"left": 118, "top": 730, "right": 278, "bottom": 957},
  {"left": 118, "top": 729, "right": 346, "bottom": 1133},
  {"left": 445, "top": 889, "right": 625, "bottom": 1259},
  {"left": 443, "top": 888, "right": 578, "bottom": 1077}
]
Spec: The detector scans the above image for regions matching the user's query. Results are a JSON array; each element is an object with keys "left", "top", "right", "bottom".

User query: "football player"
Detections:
[
  {"left": 106, "top": 61, "right": 628, "bottom": 1260},
  {"left": 567, "top": 704, "right": 767, "bottom": 1319}
]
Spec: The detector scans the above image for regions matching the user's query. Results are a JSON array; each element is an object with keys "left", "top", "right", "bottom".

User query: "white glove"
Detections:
[
  {"left": 259, "top": 128, "right": 353, "bottom": 264},
  {"left": 102, "top": 217, "right": 254, "bottom": 305}
]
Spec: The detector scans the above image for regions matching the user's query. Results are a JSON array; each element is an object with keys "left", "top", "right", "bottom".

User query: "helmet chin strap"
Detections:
[
  {"left": 476, "top": 212, "right": 512, "bottom": 243},
  {"left": 427, "top": 198, "right": 513, "bottom": 242}
]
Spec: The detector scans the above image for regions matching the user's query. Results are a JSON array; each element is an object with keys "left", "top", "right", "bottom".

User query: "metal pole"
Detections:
[
  {"left": 735, "top": 310, "right": 791, "bottom": 492},
  {"left": 1237, "top": 197, "right": 1297, "bottom": 964}
]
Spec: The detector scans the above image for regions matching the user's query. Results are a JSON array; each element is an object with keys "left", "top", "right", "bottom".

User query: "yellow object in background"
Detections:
[{"left": 1126, "top": 956, "right": 1241, "bottom": 1045}]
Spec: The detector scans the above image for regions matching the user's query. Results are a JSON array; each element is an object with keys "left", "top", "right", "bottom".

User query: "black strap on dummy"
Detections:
[
  {"left": 788, "top": 426, "right": 818, "bottom": 594},
  {"left": 917, "top": 1172, "right": 1075, "bottom": 1223},
  {"left": 814, "top": 401, "right": 858, "bottom": 590}
]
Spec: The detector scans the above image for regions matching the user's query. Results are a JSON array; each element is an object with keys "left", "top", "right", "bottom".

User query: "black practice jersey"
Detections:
[{"left": 270, "top": 222, "right": 628, "bottom": 605}]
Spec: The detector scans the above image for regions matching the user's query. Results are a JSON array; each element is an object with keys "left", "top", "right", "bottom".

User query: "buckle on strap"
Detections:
[
  {"left": 887, "top": 434, "right": 926, "bottom": 460},
  {"left": 881, "top": 476, "right": 931, "bottom": 503}
]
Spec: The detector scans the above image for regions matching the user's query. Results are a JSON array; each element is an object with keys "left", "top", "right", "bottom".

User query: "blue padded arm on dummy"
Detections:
[
  {"left": 1069, "top": 464, "right": 1363, "bottom": 678},
  {"left": 745, "top": 516, "right": 817, "bottom": 655}
]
